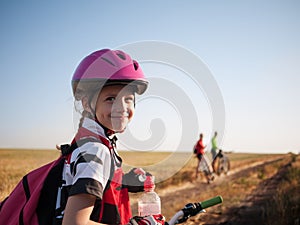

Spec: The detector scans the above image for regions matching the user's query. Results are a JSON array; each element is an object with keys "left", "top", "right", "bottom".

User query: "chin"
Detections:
[
  {"left": 111, "top": 120, "right": 129, "bottom": 132},
  {"left": 110, "top": 124, "right": 127, "bottom": 133}
]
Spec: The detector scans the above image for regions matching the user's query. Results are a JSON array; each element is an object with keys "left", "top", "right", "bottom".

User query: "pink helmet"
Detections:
[{"left": 72, "top": 49, "right": 148, "bottom": 99}]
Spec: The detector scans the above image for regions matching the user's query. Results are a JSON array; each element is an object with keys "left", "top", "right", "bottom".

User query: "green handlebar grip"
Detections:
[{"left": 200, "top": 196, "right": 223, "bottom": 209}]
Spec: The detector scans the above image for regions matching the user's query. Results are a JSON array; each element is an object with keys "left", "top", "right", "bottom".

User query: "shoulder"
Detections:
[{"left": 71, "top": 140, "right": 111, "bottom": 162}]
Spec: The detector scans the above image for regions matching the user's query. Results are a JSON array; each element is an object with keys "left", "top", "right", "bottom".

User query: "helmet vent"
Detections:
[
  {"left": 101, "top": 56, "right": 116, "bottom": 67},
  {"left": 133, "top": 60, "right": 139, "bottom": 70},
  {"left": 116, "top": 52, "right": 126, "bottom": 60}
]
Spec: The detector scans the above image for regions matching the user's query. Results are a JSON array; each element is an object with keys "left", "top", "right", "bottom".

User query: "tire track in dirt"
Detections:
[
  {"left": 157, "top": 155, "right": 286, "bottom": 224},
  {"left": 159, "top": 156, "right": 283, "bottom": 197},
  {"left": 129, "top": 155, "right": 287, "bottom": 224}
]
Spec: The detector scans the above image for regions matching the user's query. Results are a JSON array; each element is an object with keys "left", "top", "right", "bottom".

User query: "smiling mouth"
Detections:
[
  {"left": 110, "top": 116, "right": 129, "bottom": 122},
  {"left": 111, "top": 113, "right": 129, "bottom": 119}
]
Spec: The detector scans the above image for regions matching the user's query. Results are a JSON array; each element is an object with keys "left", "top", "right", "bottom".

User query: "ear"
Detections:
[
  {"left": 90, "top": 94, "right": 98, "bottom": 112},
  {"left": 81, "top": 96, "right": 92, "bottom": 113}
]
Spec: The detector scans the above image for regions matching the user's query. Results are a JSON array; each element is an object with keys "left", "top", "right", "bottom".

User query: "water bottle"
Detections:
[{"left": 138, "top": 176, "right": 161, "bottom": 216}]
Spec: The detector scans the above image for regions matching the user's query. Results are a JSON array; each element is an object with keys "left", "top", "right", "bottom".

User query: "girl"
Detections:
[{"left": 59, "top": 49, "right": 163, "bottom": 225}]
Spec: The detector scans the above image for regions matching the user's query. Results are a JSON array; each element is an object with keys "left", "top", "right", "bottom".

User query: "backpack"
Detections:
[
  {"left": 0, "top": 138, "right": 99, "bottom": 225},
  {"left": 193, "top": 144, "right": 197, "bottom": 154}
]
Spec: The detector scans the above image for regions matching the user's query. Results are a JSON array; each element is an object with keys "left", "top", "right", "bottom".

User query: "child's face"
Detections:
[{"left": 95, "top": 84, "right": 135, "bottom": 132}]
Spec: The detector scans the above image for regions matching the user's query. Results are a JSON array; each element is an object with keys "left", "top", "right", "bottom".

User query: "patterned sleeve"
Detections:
[{"left": 68, "top": 141, "right": 112, "bottom": 199}]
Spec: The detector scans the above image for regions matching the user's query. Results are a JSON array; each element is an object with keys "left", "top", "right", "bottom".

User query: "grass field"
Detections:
[
  {"left": 1, "top": 149, "right": 299, "bottom": 224},
  {"left": 0, "top": 148, "right": 284, "bottom": 201},
  {"left": 0, "top": 149, "right": 60, "bottom": 200}
]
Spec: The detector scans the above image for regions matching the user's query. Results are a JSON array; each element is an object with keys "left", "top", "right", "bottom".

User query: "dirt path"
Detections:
[
  {"left": 212, "top": 158, "right": 292, "bottom": 225},
  {"left": 197, "top": 156, "right": 291, "bottom": 225},
  {"left": 155, "top": 155, "right": 290, "bottom": 224}
]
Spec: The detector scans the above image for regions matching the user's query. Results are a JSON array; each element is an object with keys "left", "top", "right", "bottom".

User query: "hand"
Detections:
[
  {"left": 123, "top": 168, "right": 152, "bottom": 193},
  {"left": 129, "top": 214, "right": 165, "bottom": 225}
]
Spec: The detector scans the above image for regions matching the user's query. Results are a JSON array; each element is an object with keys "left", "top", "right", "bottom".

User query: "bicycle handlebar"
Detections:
[
  {"left": 168, "top": 196, "right": 223, "bottom": 225},
  {"left": 200, "top": 195, "right": 223, "bottom": 209}
]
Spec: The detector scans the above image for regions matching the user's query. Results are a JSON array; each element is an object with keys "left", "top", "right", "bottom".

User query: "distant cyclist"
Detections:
[
  {"left": 211, "top": 131, "right": 218, "bottom": 159},
  {"left": 213, "top": 149, "right": 230, "bottom": 175},
  {"left": 194, "top": 133, "right": 214, "bottom": 183}
]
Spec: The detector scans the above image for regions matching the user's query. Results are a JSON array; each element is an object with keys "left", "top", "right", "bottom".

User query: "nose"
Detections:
[{"left": 113, "top": 98, "right": 127, "bottom": 112}]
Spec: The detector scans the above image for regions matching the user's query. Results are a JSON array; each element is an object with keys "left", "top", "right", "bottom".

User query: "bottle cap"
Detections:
[{"left": 144, "top": 175, "right": 155, "bottom": 190}]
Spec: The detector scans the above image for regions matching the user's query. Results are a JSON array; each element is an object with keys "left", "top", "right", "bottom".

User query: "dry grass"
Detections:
[
  {"left": 0, "top": 149, "right": 281, "bottom": 202},
  {"left": 0, "top": 149, "right": 60, "bottom": 200},
  {"left": 1, "top": 149, "right": 299, "bottom": 224},
  {"left": 264, "top": 154, "right": 300, "bottom": 225}
]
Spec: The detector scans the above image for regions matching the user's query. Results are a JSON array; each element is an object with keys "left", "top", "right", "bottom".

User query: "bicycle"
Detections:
[
  {"left": 212, "top": 149, "right": 230, "bottom": 176},
  {"left": 217, "top": 154, "right": 230, "bottom": 175},
  {"left": 197, "top": 154, "right": 215, "bottom": 183},
  {"left": 167, "top": 195, "right": 223, "bottom": 225}
]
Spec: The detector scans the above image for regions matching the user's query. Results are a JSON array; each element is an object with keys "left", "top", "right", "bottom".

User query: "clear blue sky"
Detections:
[{"left": 0, "top": 0, "right": 299, "bottom": 153}]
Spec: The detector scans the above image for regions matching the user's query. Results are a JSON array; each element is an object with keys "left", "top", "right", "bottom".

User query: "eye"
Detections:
[
  {"left": 125, "top": 96, "right": 134, "bottom": 103},
  {"left": 105, "top": 96, "right": 115, "bottom": 102}
]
